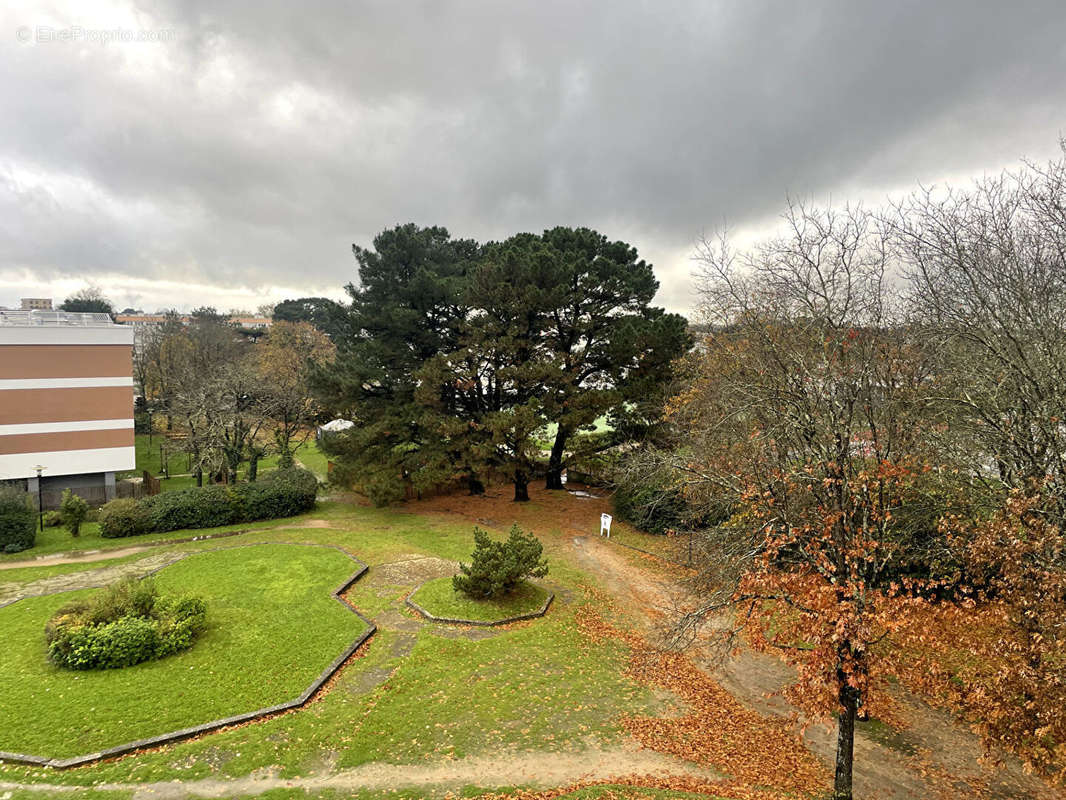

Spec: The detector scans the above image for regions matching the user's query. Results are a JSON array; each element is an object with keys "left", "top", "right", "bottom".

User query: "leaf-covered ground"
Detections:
[{"left": 0, "top": 484, "right": 1057, "bottom": 799}]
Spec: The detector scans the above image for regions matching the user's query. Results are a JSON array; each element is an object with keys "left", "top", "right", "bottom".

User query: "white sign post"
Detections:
[{"left": 600, "top": 513, "right": 612, "bottom": 538}]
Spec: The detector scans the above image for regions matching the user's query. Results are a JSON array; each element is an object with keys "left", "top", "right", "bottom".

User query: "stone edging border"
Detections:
[
  {"left": 0, "top": 541, "right": 376, "bottom": 770},
  {"left": 405, "top": 580, "right": 554, "bottom": 627}
]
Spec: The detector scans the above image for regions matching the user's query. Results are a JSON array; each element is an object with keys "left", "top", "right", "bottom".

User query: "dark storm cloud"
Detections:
[{"left": 2, "top": 0, "right": 1065, "bottom": 312}]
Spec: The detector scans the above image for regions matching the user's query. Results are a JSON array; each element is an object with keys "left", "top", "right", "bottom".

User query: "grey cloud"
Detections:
[{"left": 1, "top": 0, "right": 1065, "bottom": 312}]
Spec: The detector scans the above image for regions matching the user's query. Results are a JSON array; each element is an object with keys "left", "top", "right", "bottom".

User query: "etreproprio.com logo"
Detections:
[{"left": 16, "top": 25, "right": 175, "bottom": 45}]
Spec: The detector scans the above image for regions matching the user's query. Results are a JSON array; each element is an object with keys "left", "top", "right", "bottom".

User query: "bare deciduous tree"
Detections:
[
  {"left": 665, "top": 202, "right": 938, "bottom": 800},
  {"left": 891, "top": 148, "right": 1066, "bottom": 517}
]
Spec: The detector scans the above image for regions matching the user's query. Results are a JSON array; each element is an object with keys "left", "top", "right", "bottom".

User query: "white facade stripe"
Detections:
[
  {"left": 0, "top": 419, "right": 135, "bottom": 436},
  {"left": 0, "top": 377, "right": 135, "bottom": 391},
  {"left": 0, "top": 327, "right": 134, "bottom": 346},
  {"left": 0, "top": 446, "right": 136, "bottom": 481}
]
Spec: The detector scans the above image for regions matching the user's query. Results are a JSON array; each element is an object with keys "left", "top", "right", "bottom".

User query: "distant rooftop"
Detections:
[{"left": 0, "top": 309, "right": 118, "bottom": 328}]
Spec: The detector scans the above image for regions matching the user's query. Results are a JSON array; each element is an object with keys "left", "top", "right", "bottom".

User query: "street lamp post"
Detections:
[
  {"left": 34, "top": 465, "right": 44, "bottom": 531},
  {"left": 147, "top": 408, "right": 154, "bottom": 449}
]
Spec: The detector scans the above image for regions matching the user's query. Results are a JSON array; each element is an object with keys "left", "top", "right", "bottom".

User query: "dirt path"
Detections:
[
  {"left": 570, "top": 533, "right": 1056, "bottom": 800},
  {"left": 0, "top": 745, "right": 720, "bottom": 799},
  {"left": 0, "top": 546, "right": 154, "bottom": 571}
]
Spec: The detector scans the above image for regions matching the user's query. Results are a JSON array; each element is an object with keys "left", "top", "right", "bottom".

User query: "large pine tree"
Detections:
[
  {"left": 537, "top": 227, "right": 690, "bottom": 489},
  {"left": 316, "top": 224, "right": 689, "bottom": 503},
  {"left": 312, "top": 224, "right": 479, "bottom": 503}
]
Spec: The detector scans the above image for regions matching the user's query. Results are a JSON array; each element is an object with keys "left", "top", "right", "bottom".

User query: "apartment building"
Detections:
[{"left": 0, "top": 310, "right": 135, "bottom": 507}]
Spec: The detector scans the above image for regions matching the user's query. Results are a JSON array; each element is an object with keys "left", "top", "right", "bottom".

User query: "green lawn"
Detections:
[
  {"left": 294, "top": 438, "right": 330, "bottom": 480},
  {"left": 409, "top": 577, "right": 549, "bottom": 622},
  {"left": 120, "top": 433, "right": 295, "bottom": 487},
  {"left": 0, "top": 543, "right": 367, "bottom": 758},
  {"left": 0, "top": 511, "right": 297, "bottom": 563},
  {"left": 0, "top": 498, "right": 675, "bottom": 795}
]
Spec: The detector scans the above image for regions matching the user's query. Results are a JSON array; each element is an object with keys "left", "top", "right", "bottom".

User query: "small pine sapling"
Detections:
[
  {"left": 59, "top": 489, "right": 89, "bottom": 538},
  {"left": 453, "top": 524, "right": 548, "bottom": 599}
]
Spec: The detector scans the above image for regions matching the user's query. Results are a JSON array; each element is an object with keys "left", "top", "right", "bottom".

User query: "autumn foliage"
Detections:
[{"left": 575, "top": 604, "right": 827, "bottom": 799}]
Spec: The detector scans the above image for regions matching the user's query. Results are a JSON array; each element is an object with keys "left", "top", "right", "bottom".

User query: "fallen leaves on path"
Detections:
[{"left": 574, "top": 605, "right": 828, "bottom": 799}]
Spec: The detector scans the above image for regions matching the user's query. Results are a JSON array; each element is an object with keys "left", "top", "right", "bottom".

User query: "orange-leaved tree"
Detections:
[{"left": 660, "top": 203, "right": 945, "bottom": 799}]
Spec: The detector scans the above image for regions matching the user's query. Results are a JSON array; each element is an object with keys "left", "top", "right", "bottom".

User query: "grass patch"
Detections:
[
  {"left": 409, "top": 576, "right": 549, "bottom": 622},
  {"left": 295, "top": 439, "right": 330, "bottom": 480},
  {"left": 0, "top": 493, "right": 665, "bottom": 790},
  {"left": 120, "top": 434, "right": 286, "bottom": 488},
  {"left": 0, "top": 543, "right": 367, "bottom": 758}
]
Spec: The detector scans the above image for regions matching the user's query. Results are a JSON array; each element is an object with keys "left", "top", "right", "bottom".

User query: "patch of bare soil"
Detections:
[
  {"left": 369, "top": 555, "right": 457, "bottom": 586},
  {"left": 270, "top": 518, "right": 334, "bottom": 529},
  {"left": 569, "top": 532, "right": 1058, "bottom": 800},
  {"left": 409, "top": 484, "right": 613, "bottom": 540}
]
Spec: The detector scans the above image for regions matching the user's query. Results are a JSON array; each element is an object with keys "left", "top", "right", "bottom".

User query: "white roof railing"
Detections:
[{"left": 0, "top": 310, "right": 117, "bottom": 328}]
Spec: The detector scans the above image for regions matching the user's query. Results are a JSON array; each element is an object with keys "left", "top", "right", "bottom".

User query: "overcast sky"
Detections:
[{"left": 1, "top": 1, "right": 1064, "bottom": 315}]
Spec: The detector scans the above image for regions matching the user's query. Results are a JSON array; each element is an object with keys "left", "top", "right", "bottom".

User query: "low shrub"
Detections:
[
  {"left": 98, "top": 498, "right": 151, "bottom": 538},
  {"left": 59, "top": 489, "right": 90, "bottom": 537},
  {"left": 0, "top": 485, "right": 36, "bottom": 553},
  {"left": 145, "top": 486, "right": 239, "bottom": 532},
  {"left": 45, "top": 578, "right": 207, "bottom": 670},
  {"left": 98, "top": 468, "right": 318, "bottom": 538},
  {"left": 42, "top": 510, "right": 62, "bottom": 528},
  {"left": 453, "top": 524, "right": 549, "bottom": 599}
]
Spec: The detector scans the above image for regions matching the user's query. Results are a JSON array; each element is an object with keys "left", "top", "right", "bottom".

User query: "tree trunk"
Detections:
[
  {"left": 195, "top": 467, "right": 203, "bottom": 488},
  {"left": 545, "top": 426, "right": 570, "bottom": 490},
  {"left": 514, "top": 470, "right": 530, "bottom": 502},
  {"left": 467, "top": 473, "right": 485, "bottom": 495},
  {"left": 248, "top": 454, "right": 259, "bottom": 482},
  {"left": 834, "top": 684, "right": 859, "bottom": 800}
]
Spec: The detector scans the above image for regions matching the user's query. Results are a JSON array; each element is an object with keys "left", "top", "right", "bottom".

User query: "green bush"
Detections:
[
  {"left": 45, "top": 578, "right": 207, "bottom": 670},
  {"left": 59, "top": 489, "right": 90, "bottom": 537},
  {"left": 453, "top": 524, "right": 549, "bottom": 599},
  {"left": 234, "top": 468, "right": 319, "bottom": 520},
  {"left": 98, "top": 498, "right": 152, "bottom": 538},
  {"left": 610, "top": 471, "right": 719, "bottom": 535},
  {"left": 144, "top": 486, "right": 238, "bottom": 532},
  {"left": 42, "top": 510, "right": 62, "bottom": 528},
  {"left": 0, "top": 485, "right": 36, "bottom": 554},
  {"left": 99, "top": 468, "right": 318, "bottom": 538}
]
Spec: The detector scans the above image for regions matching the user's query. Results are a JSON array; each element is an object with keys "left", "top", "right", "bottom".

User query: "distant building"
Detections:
[
  {"left": 20, "top": 298, "right": 53, "bottom": 311},
  {"left": 229, "top": 316, "right": 272, "bottom": 329},
  {"left": 114, "top": 313, "right": 271, "bottom": 329},
  {"left": 0, "top": 310, "right": 135, "bottom": 508}
]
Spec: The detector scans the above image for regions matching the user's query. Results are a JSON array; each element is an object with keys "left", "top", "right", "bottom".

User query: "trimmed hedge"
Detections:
[
  {"left": 99, "top": 468, "right": 318, "bottom": 538},
  {"left": 0, "top": 485, "right": 36, "bottom": 554},
  {"left": 45, "top": 578, "right": 207, "bottom": 670}
]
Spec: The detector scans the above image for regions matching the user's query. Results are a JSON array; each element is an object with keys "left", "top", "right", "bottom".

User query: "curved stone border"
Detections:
[
  {"left": 405, "top": 580, "right": 554, "bottom": 627},
  {"left": 0, "top": 542, "right": 377, "bottom": 770}
]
